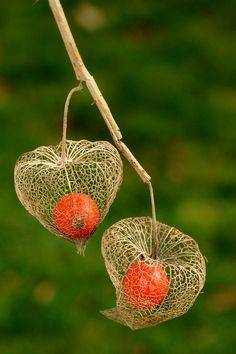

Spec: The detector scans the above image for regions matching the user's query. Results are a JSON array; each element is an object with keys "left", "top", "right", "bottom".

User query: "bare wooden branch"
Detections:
[
  {"left": 48, "top": 0, "right": 157, "bottom": 233},
  {"left": 48, "top": 0, "right": 88, "bottom": 80}
]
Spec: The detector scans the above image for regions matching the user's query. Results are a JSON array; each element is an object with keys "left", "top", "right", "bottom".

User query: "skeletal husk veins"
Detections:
[
  {"left": 101, "top": 217, "right": 206, "bottom": 329},
  {"left": 14, "top": 139, "right": 123, "bottom": 253}
]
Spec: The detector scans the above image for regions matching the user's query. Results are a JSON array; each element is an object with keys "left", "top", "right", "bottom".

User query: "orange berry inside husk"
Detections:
[
  {"left": 123, "top": 261, "right": 169, "bottom": 309},
  {"left": 54, "top": 193, "right": 100, "bottom": 238}
]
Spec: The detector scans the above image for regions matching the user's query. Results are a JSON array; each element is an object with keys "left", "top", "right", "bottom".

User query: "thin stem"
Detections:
[
  {"left": 61, "top": 84, "right": 83, "bottom": 164},
  {"left": 48, "top": 0, "right": 157, "bottom": 229},
  {"left": 48, "top": 0, "right": 89, "bottom": 81},
  {"left": 148, "top": 182, "right": 158, "bottom": 258}
]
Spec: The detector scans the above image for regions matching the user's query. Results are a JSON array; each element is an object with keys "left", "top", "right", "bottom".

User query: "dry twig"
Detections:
[{"left": 48, "top": 0, "right": 158, "bottom": 247}]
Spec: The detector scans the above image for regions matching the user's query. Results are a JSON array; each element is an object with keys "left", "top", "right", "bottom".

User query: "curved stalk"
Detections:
[{"left": 48, "top": 0, "right": 158, "bottom": 244}]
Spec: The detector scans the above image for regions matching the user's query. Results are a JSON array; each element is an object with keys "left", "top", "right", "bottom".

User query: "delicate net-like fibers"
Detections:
[
  {"left": 14, "top": 139, "right": 123, "bottom": 252},
  {"left": 101, "top": 217, "right": 206, "bottom": 329}
]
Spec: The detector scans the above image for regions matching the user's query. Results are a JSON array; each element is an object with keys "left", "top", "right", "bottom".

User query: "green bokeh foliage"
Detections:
[{"left": 0, "top": 0, "right": 235, "bottom": 353}]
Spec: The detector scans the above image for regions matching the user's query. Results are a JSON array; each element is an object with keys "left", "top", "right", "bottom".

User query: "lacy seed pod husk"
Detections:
[{"left": 101, "top": 216, "right": 206, "bottom": 329}]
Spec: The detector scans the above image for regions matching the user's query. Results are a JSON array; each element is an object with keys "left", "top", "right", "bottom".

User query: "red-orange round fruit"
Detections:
[
  {"left": 123, "top": 261, "right": 169, "bottom": 309},
  {"left": 54, "top": 193, "right": 100, "bottom": 238}
]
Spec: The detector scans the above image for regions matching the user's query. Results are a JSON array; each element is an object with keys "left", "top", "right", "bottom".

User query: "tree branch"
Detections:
[{"left": 48, "top": 0, "right": 157, "bottom": 239}]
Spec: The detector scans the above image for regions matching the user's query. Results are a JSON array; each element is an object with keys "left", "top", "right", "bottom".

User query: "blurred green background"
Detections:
[{"left": 0, "top": 0, "right": 235, "bottom": 353}]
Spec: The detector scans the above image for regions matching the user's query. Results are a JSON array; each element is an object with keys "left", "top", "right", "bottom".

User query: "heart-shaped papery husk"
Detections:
[
  {"left": 14, "top": 139, "right": 123, "bottom": 253},
  {"left": 101, "top": 217, "right": 206, "bottom": 329}
]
